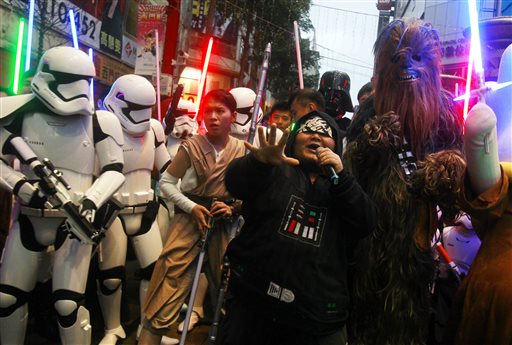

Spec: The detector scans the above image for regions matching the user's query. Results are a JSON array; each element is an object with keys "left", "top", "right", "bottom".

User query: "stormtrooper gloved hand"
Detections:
[
  {"left": 14, "top": 180, "right": 47, "bottom": 208},
  {"left": 79, "top": 198, "right": 97, "bottom": 223}
]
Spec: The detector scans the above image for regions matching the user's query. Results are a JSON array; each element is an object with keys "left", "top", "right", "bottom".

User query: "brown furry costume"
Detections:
[{"left": 346, "top": 18, "right": 465, "bottom": 345}]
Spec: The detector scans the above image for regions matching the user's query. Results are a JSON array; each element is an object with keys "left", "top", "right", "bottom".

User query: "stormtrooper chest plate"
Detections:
[
  {"left": 122, "top": 131, "right": 155, "bottom": 173},
  {"left": 21, "top": 112, "right": 95, "bottom": 175}
]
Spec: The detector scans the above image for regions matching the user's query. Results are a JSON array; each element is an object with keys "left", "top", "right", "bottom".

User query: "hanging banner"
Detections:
[
  {"left": 134, "top": 4, "right": 167, "bottom": 75},
  {"left": 4, "top": 0, "right": 102, "bottom": 49},
  {"left": 99, "top": 0, "right": 126, "bottom": 58}
]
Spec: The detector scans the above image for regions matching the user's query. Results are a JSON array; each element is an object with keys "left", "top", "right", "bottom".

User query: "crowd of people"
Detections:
[{"left": 1, "top": 16, "right": 511, "bottom": 345}]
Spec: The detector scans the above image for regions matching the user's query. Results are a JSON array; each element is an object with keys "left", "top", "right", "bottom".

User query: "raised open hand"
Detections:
[{"left": 244, "top": 124, "right": 299, "bottom": 166}]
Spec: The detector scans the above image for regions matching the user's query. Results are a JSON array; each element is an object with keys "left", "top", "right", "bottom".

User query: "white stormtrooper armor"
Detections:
[
  {"left": 166, "top": 99, "right": 198, "bottom": 160},
  {"left": 228, "top": 87, "right": 283, "bottom": 145},
  {"left": 442, "top": 213, "right": 481, "bottom": 276},
  {"left": 0, "top": 46, "right": 125, "bottom": 345},
  {"left": 98, "top": 74, "right": 171, "bottom": 345},
  {"left": 30, "top": 46, "right": 95, "bottom": 117},
  {"left": 103, "top": 74, "right": 156, "bottom": 136},
  {"left": 228, "top": 87, "right": 264, "bottom": 140}
]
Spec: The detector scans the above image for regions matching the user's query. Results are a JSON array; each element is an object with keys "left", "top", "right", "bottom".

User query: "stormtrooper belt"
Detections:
[
  {"left": 20, "top": 206, "right": 67, "bottom": 218},
  {"left": 119, "top": 205, "right": 147, "bottom": 214}
]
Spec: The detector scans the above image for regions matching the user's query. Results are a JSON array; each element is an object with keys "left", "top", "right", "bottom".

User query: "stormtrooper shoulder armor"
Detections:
[
  {"left": 150, "top": 119, "right": 166, "bottom": 146},
  {"left": 0, "top": 94, "right": 36, "bottom": 124},
  {"left": 95, "top": 110, "right": 124, "bottom": 146},
  {"left": 150, "top": 119, "right": 171, "bottom": 172}
]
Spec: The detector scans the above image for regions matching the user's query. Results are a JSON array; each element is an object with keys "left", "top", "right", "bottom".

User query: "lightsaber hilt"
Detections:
[
  {"left": 435, "top": 243, "right": 462, "bottom": 281},
  {"left": 247, "top": 43, "right": 271, "bottom": 146},
  {"left": 293, "top": 21, "right": 304, "bottom": 89},
  {"left": 208, "top": 257, "right": 230, "bottom": 344}
]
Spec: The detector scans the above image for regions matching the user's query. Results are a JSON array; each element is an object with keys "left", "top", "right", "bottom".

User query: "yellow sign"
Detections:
[{"left": 182, "top": 93, "right": 198, "bottom": 104}]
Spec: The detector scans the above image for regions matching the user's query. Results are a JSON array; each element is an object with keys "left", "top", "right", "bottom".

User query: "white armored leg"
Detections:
[
  {"left": 0, "top": 302, "right": 28, "bottom": 345},
  {"left": 131, "top": 216, "right": 163, "bottom": 270},
  {"left": 97, "top": 284, "right": 126, "bottom": 345},
  {"left": 0, "top": 221, "right": 41, "bottom": 345},
  {"left": 131, "top": 216, "right": 163, "bottom": 334},
  {"left": 57, "top": 305, "right": 92, "bottom": 345},
  {"left": 137, "top": 278, "right": 151, "bottom": 341},
  {"left": 97, "top": 217, "right": 127, "bottom": 345},
  {"left": 53, "top": 236, "right": 93, "bottom": 345}
]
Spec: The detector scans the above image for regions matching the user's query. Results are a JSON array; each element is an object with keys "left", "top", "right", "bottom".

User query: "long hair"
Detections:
[{"left": 373, "top": 18, "right": 445, "bottom": 159}]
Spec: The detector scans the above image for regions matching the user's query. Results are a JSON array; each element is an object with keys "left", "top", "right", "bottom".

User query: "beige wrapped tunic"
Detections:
[{"left": 142, "top": 135, "right": 245, "bottom": 334}]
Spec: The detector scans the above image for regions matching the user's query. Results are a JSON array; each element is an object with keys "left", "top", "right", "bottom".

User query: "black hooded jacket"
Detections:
[{"left": 224, "top": 111, "right": 378, "bottom": 335}]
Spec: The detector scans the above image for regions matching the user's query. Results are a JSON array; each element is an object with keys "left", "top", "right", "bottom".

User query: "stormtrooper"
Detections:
[
  {"left": 441, "top": 213, "right": 480, "bottom": 277},
  {"left": 166, "top": 99, "right": 198, "bottom": 160},
  {"left": 98, "top": 74, "right": 171, "bottom": 345},
  {"left": 0, "top": 46, "right": 125, "bottom": 345}
]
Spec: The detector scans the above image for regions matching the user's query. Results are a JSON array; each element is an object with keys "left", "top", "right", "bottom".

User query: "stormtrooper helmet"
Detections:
[
  {"left": 442, "top": 213, "right": 480, "bottom": 276},
  {"left": 228, "top": 87, "right": 263, "bottom": 139},
  {"left": 170, "top": 99, "right": 198, "bottom": 139},
  {"left": 31, "top": 46, "right": 95, "bottom": 116},
  {"left": 104, "top": 74, "right": 156, "bottom": 135}
]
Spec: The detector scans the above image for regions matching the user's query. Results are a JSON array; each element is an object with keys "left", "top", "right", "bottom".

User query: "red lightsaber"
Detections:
[{"left": 194, "top": 37, "right": 214, "bottom": 122}]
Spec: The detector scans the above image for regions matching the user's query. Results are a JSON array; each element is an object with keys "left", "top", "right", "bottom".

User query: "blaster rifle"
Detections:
[
  {"left": 34, "top": 158, "right": 107, "bottom": 245},
  {"left": 9, "top": 136, "right": 117, "bottom": 245},
  {"left": 164, "top": 84, "right": 184, "bottom": 135}
]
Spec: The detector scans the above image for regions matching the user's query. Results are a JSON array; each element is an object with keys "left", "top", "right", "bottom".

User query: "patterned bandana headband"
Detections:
[{"left": 297, "top": 116, "right": 333, "bottom": 138}]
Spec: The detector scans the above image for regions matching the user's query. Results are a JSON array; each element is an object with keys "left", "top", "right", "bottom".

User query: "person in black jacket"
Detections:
[{"left": 219, "top": 111, "right": 377, "bottom": 345}]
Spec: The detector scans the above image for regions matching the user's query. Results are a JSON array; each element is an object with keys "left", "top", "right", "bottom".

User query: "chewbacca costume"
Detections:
[{"left": 345, "top": 19, "right": 465, "bottom": 345}]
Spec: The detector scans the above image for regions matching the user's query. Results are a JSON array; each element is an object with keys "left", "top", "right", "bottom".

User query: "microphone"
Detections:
[{"left": 316, "top": 148, "right": 339, "bottom": 185}]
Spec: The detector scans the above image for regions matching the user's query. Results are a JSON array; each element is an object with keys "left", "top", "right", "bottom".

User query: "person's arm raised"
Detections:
[
  {"left": 244, "top": 125, "right": 299, "bottom": 166},
  {"left": 226, "top": 125, "right": 298, "bottom": 200}
]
